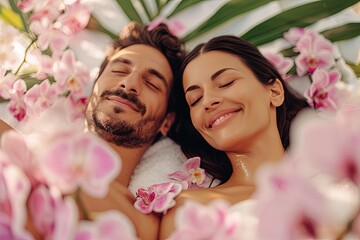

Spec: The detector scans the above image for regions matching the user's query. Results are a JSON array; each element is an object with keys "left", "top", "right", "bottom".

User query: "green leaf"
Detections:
[
  {"left": 322, "top": 23, "right": 360, "bottom": 42},
  {"left": 0, "top": 3, "right": 25, "bottom": 32},
  {"left": 86, "top": 15, "right": 118, "bottom": 39},
  {"left": 114, "top": 0, "right": 143, "bottom": 23},
  {"left": 241, "top": 0, "right": 360, "bottom": 46},
  {"left": 8, "top": 0, "right": 30, "bottom": 33},
  {"left": 182, "top": 0, "right": 272, "bottom": 42},
  {"left": 168, "top": 0, "right": 203, "bottom": 18},
  {"left": 138, "top": 0, "right": 153, "bottom": 21},
  {"left": 348, "top": 63, "right": 360, "bottom": 77}
]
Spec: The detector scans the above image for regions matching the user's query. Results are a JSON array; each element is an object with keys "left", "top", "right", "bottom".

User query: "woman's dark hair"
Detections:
[
  {"left": 173, "top": 35, "right": 309, "bottom": 184},
  {"left": 97, "top": 21, "right": 185, "bottom": 114}
]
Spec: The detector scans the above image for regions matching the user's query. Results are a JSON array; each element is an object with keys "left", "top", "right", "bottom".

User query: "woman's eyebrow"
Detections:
[
  {"left": 211, "top": 68, "right": 236, "bottom": 81},
  {"left": 185, "top": 85, "right": 199, "bottom": 95}
]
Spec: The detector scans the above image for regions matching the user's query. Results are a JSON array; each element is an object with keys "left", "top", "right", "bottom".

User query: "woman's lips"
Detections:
[{"left": 208, "top": 109, "right": 242, "bottom": 128}]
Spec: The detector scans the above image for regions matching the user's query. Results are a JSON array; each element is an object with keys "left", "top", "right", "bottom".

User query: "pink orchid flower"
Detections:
[
  {"left": 134, "top": 182, "right": 182, "bottom": 214},
  {"left": 168, "top": 157, "right": 211, "bottom": 189},
  {"left": 283, "top": 27, "right": 308, "bottom": 45},
  {"left": 254, "top": 164, "right": 329, "bottom": 239},
  {"left": 24, "top": 79, "right": 57, "bottom": 116},
  {"left": 304, "top": 69, "right": 341, "bottom": 111},
  {"left": 0, "top": 68, "right": 17, "bottom": 100},
  {"left": 40, "top": 132, "right": 121, "bottom": 198},
  {"left": 295, "top": 31, "right": 334, "bottom": 76},
  {"left": 75, "top": 211, "right": 137, "bottom": 240},
  {"left": 0, "top": 164, "right": 33, "bottom": 239},
  {"left": 64, "top": 95, "right": 88, "bottom": 121},
  {"left": 290, "top": 106, "right": 360, "bottom": 185},
  {"left": 53, "top": 49, "right": 91, "bottom": 96},
  {"left": 8, "top": 79, "right": 27, "bottom": 121},
  {"left": 28, "top": 185, "right": 79, "bottom": 240},
  {"left": 18, "top": 0, "right": 62, "bottom": 22},
  {"left": 264, "top": 52, "right": 294, "bottom": 80},
  {"left": 0, "top": 130, "right": 43, "bottom": 186},
  {"left": 169, "top": 199, "right": 241, "bottom": 240},
  {"left": 26, "top": 49, "right": 54, "bottom": 80},
  {"left": 29, "top": 19, "right": 68, "bottom": 55},
  {"left": 57, "top": 0, "right": 92, "bottom": 35}
]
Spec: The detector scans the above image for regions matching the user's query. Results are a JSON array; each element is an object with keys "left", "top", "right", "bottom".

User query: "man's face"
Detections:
[{"left": 86, "top": 44, "right": 173, "bottom": 148}]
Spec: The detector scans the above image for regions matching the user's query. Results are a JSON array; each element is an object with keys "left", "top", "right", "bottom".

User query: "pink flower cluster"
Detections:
[
  {"left": 0, "top": 126, "right": 138, "bottom": 239},
  {"left": 169, "top": 199, "right": 242, "bottom": 240},
  {"left": 265, "top": 27, "right": 347, "bottom": 111},
  {"left": 253, "top": 104, "right": 360, "bottom": 239},
  {"left": 134, "top": 182, "right": 182, "bottom": 214},
  {"left": 0, "top": 0, "right": 92, "bottom": 122},
  {"left": 168, "top": 157, "right": 212, "bottom": 190}
]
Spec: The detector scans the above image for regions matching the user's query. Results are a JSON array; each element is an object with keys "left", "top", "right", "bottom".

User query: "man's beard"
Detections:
[
  {"left": 87, "top": 89, "right": 163, "bottom": 148},
  {"left": 92, "top": 108, "right": 161, "bottom": 148}
]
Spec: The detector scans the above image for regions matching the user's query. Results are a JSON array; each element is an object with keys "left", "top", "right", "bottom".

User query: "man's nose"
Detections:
[{"left": 118, "top": 72, "right": 142, "bottom": 95}]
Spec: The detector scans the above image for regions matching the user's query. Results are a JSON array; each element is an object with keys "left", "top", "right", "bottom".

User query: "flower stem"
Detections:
[
  {"left": 14, "top": 37, "right": 37, "bottom": 75},
  {"left": 75, "top": 189, "right": 90, "bottom": 220}
]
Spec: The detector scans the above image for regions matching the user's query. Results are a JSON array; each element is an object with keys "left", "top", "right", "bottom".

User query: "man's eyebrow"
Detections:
[
  {"left": 148, "top": 69, "right": 168, "bottom": 89},
  {"left": 211, "top": 68, "right": 236, "bottom": 81},
  {"left": 110, "top": 57, "right": 133, "bottom": 66}
]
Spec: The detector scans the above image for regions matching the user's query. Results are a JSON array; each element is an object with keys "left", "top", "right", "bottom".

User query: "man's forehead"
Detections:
[{"left": 110, "top": 44, "right": 174, "bottom": 85}]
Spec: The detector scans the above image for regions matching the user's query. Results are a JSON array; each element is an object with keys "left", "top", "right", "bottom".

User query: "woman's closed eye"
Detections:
[
  {"left": 190, "top": 96, "right": 202, "bottom": 107},
  {"left": 111, "top": 69, "right": 129, "bottom": 75},
  {"left": 219, "top": 80, "right": 235, "bottom": 88}
]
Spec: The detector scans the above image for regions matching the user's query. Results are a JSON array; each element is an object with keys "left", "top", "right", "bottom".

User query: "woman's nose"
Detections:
[{"left": 202, "top": 91, "right": 221, "bottom": 111}]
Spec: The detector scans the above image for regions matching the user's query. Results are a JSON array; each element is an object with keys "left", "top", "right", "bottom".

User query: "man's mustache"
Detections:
[{"left": 100, "top": 89, "right": 146, "bottom": 116}]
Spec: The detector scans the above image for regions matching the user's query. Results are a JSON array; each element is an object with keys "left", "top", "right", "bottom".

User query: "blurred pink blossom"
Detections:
[
  {"left": 75, "top": 211, "right": 137, "bottom": 240},
  {"left": 40, "top": 132, "right": 121, "bottom": 198},
  {"left": 283, "top": 27, "right": 307, "bottom": 45},
  {"left": 0, "top": 68, "right": 17, "bottom": 99},
  {"left": 290, "top": 107, "right": 360, "bottom": 185},
  {"left": 64, "top": 95, "right": 88, "bottom": 121},
  {"left": 169, "top": 199, "right": 241, "bottom": 240},
  {"left": 295, "top": 31, "right": 334, "bottom": 76},
  {"left": 168, "top": 157, "right": 211, "bottom": 189},
  {"left": 0, "top": 164, "right": 32, "bottom": 239},
  {"left": 24, "top": 79, "right": 57, "bottom": 116},
  {"left": 8, "top": 79, "right": 27, "bottom": 121},
  {"left": 134, "top": 182, "right": 182, "bottom": 214},
  {"left": 29, "top": 19, "right": 68, "bottom": 55},
  {"left": 264, "top": 52, "right": 294, "bottom": 80},
  {"left": 53, "top": 49, "right": 91, "bottom": 96},
  {"left": 26, "top": 49, "right": 54, "bottom": 79},
  {"left": 254, "top": 164, "right": 329, "bottom": 239},
  {"left": 304, "top": 69, "right": 341, "bottom": 111},
  {"left": 57, "top": 0, "right": 91, "bottom": 35}
]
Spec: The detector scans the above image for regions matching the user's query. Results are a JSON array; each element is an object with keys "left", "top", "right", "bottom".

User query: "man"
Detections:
[
  {"left": 84, "top": 21, "right": 186, "bottom": 188},
  {"left": 0, "top": 22, "right": 187, "bottom": 239}
]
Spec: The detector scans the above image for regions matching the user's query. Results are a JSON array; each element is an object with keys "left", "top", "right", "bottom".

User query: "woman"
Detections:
[{"left": 160, "top": 35, "right": 309, "bottom": 238}]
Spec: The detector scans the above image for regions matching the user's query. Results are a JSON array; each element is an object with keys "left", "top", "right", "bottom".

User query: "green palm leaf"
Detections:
[
  {"left": 168, "top": 0, "right": 203, "bottom": 18},
  {"left": 241, "top": 0, "right": 359, "bottom": 46},
  {"left": 322, "top": 23, "right": 360, "bottom": 42},
  {"left": 0, "top": 4, "right": 26, "bottom": 32},
  {"left": 183, "top": 0, "right": 272, "bottom": 42},
  {"left": 114, "top": 0, "right": 143, "bottom": 23}
]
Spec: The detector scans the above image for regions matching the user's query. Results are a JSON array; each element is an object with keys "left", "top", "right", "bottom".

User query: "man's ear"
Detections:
[
  {"left": 159, "top": 112, "right": 175, "bottom": 136},
  {"left": 269, "top": 79, "right": 285, "bottom": 107}
]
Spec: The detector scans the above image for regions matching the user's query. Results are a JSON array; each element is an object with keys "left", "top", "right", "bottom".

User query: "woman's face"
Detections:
[{"left": 182, "top": 50, "right": 278, "bottom": 152}]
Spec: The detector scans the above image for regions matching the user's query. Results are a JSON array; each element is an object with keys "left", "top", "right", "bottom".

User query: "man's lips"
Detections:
[
  {"left": 208, "top": 109, "right": 242, "bottom": 128},
  {"left": 106, "top": 96, "right": 140, "bottom": 112}
]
